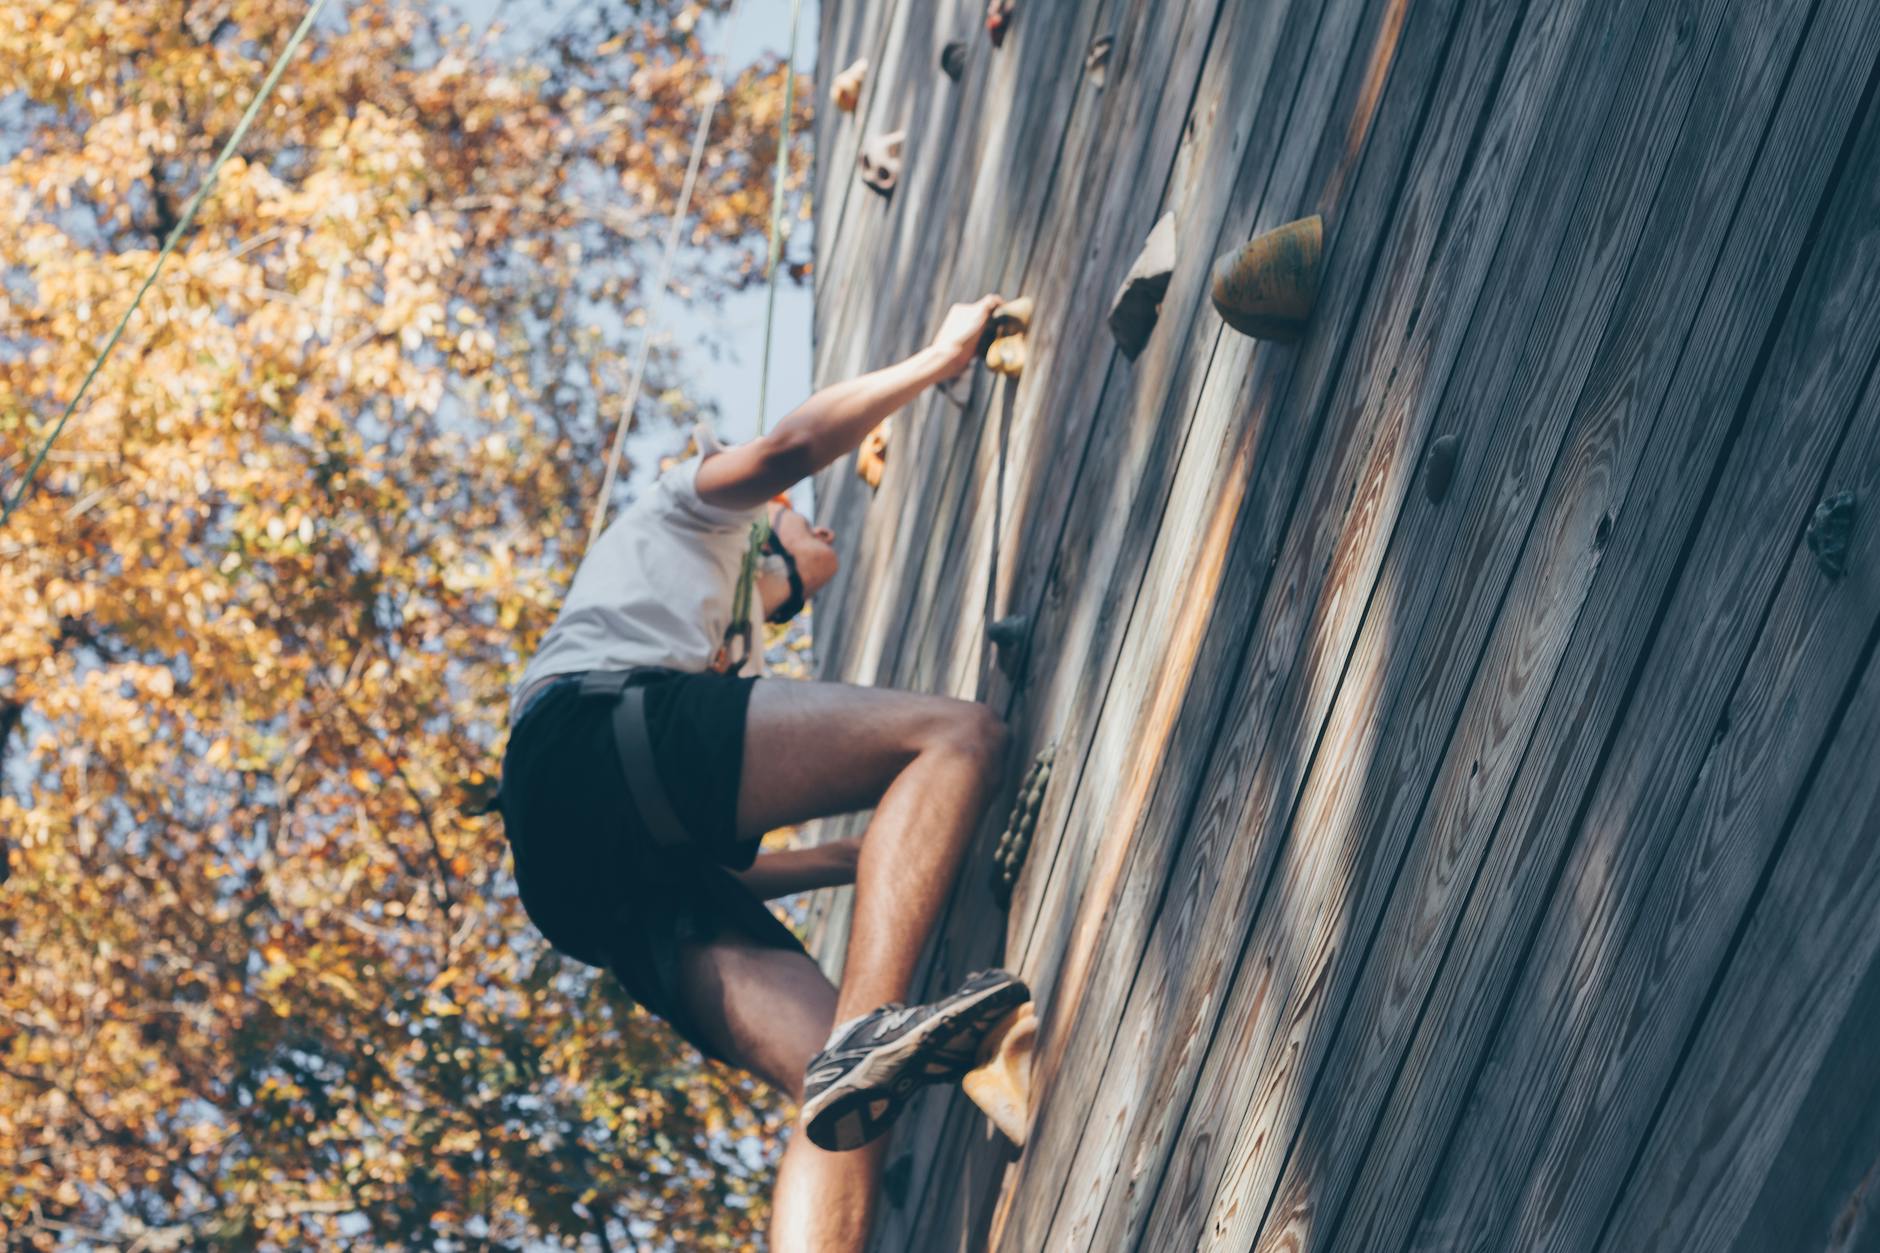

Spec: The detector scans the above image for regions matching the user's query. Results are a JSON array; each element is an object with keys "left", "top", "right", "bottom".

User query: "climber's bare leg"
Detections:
[
  {"left": 736, "top": 678, "right": 1009, "bottom": 1021},
  {"left": 674, "top": 941, "right": 884, "bottom": 1252}
]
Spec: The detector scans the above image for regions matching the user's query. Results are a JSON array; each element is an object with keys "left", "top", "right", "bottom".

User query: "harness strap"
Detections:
[{"left": 578, "top": 670, "right": 692, "bottom": 851}]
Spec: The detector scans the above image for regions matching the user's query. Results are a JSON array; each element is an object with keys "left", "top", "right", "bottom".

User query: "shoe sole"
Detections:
[{"left": 802, "top": 976, "right": 1031, "bottom": 1152}]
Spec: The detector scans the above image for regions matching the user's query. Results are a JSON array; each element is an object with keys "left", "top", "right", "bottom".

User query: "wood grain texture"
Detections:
[{"left": 792, "top": 0, "right": 1880, "bottom": 1249}]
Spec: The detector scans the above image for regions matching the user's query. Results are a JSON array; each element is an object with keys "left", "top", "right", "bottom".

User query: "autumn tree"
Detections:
[{"left": 0, "top": 0, "right": 811, "bottom": 1246}]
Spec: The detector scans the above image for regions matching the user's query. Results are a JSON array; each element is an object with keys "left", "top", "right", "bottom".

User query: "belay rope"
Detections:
[
  {"left": 0, "top": 0, "right": 332, "bottom": 528},
  {"left": 715, "top": 0, "right": 807, "bottom": 674},
  {"left": 579, "top": 0, "right": 805, "bottom": 675}
]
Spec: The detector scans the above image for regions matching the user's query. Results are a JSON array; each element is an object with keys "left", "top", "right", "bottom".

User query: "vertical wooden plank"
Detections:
[
  {"left": 1598, "top": 635, "right": 1880, "bottom": 1252},
  {"left": 1309, "top": 23, "right": 1880, "bottom": 1253},
  {"left": 1199, "top": 2, "right": 1877, "bottom": 1251},
  {"left": 1024, "top": 0, "right": 1629, "bottom": 1241},
  {"left": 1724, "top": 926, "right": 1880, "bottom": 1253},
  {"left": 1395, "top": 44, "right": 1880, "bottom": 1253}
]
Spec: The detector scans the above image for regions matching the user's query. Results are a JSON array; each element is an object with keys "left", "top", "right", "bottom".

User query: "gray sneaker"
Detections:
[{"left": 800, "top": 969, "right": 1031, "bottom": 1151}]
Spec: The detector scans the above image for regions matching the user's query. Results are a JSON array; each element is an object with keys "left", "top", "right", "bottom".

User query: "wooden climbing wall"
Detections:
[{"left": 799, "top": 0, "right": 1880, "bottom": 1248}]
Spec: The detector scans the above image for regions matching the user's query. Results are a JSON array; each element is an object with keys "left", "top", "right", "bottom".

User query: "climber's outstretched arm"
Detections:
[{"left": 695, "top": 294, "right": 1001, "bottom": 511}]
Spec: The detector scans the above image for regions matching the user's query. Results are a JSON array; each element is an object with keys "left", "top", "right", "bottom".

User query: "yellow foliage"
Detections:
[{"left": 0, "top": 1, "right": 811, "bottom": 1248}]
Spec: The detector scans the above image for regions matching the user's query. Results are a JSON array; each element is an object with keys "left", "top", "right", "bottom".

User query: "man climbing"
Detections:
[{"left": 498, "top": 292, "right": 1031, "bottom": 1251}]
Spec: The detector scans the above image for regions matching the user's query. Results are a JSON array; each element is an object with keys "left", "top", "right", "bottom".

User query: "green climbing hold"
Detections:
[
  {"left": 1807, "top": 490, "right": 1856, "bottom": 580},
  {"left": 992, "top": 743, "right": 1055, "bottom": 907}
]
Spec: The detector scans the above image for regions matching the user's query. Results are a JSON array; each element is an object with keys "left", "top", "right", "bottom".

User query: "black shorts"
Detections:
[{"left": 496, "top": 668, "right": 807, "bottom": 1062}]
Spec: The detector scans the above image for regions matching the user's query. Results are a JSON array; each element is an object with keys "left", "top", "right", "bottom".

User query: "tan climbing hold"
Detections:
[
  {"left": 858, "top": 129, "right": 906, "bottom": 198},
  {"left": 1109, "top": 211, "right": 1177, "bottom": 360},
  {"left": 982, "top": 296, "right": 1033, "bottom": 376},
  {"left": 830, "top": 58, "right": 868, "bottom": 113},
  {"left": 986, "top": 333, "right": 1027, "bottom": 377},
  {"left": 992, "top": 296, "right": 1034, "bottom": 328},
  {"left": 858, "top": 423, "right": 889, "bottom": 489},
  {"left": 962, "top": 1003, "right": 1037, "bottom": 1146},
  {"left": 1210, "top": 214, "right": 1323, "bottom": 342}
]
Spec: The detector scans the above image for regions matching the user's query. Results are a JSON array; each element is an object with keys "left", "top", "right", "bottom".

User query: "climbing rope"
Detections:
[
  {"left": 719, "top": 0, "right": 807, "bottom": 673},
  {"left": 585, "top": 2, "right": 748, "bottom": 551},
  {"left": 981, "top": 380, "right": 1017, "bottom": 696},
  {"left": 0, "top": 0, "right": 332, "bottom": 529}
]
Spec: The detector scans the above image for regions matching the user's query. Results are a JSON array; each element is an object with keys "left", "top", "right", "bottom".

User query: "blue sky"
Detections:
[{"left": 460, "top": 0, "right": 822, "bottom": 498}]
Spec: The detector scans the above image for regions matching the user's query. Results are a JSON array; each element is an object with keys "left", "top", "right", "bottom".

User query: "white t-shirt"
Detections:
[{"left": 510, "top": 431, "right": 765, "bottom": 724}]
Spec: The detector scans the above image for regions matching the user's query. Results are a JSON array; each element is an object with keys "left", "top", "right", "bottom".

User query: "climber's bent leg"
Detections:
[
  {"left": 738, "top": 679, "right": 1009, "bottom": 1017},
  {"left": 672, "top": 940, "right": 885, "bottom": 1253}
]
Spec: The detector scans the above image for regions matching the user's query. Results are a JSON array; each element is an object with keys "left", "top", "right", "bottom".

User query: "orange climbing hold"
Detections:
[
  {"left": 830, "top": 58, "right": 867, "bottom": 113},
  {"left": 857, "top": 423, "right": 889, "bottom": 489},
  {"left": 986, "top": 0, "right": 1016, "bottom": 46},
  {"left": 963, "top": 1003, "right": 1037, "bottom": 1145}
]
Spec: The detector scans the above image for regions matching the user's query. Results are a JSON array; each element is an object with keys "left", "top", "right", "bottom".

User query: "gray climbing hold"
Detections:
[
  {"left": 883, "top": 1155, "right": 913, "bottom": 1208},
  {"left": 992, "top": 744, "right": 1055, "bottom": 907},
  {"left": 1806, "top": 490, "right": 1857, "bottom": 580},
  {"left": 941, "top": 39, "right": 968, "bottom": 81},
  {"left": 1084, "top": 35, "right": 1114, "bottom": 87},
  {"left": 1424, "top": 433, "right": 1459, "bottom": 504},
  {"left": 1108, "top": 211, "right": 1176, "bottom": 360},
  {"left": 988, "top": 612, "right": 1030, "bottom": 678}
]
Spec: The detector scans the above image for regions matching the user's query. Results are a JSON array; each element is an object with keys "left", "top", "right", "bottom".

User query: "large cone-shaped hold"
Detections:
[
  {"left": 962, "top": 1004, "right": 1037, "bottom": 1146},
  {"left": 830, "top": 59, "right": 867, "bottom": 113},
  {"left": 1108, "top": 211, "right": 1176, "bottom": 359},
  {"left": 858, "top": 130, "right": 906, "bottom": 198},
  {"left": 1211, "top": 214, "right": 1323, "bottom": 342}
]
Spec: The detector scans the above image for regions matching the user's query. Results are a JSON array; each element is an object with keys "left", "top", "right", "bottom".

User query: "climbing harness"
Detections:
[
  {"left": 0, "top": 0, "right": 332, "bottom": 528},
  {"left": 580, "top": 670, "right": 693, "bottom": 851}
]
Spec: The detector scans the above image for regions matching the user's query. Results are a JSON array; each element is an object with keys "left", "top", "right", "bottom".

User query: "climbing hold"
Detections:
[
  {"left": 1423, "top": 433, "right": 1460, "bottom": 504},
  {"left": 986, "top": 0, "right": 1016, "bottom": 47},
  {"left": 1108, "top": 211, "right": 1176, "bottom": 360},
  {"left": 987, "top": 612, "right": 1031, "bottom": 677},
  {"left": 963, "top": 1003, "right": 1037, "bottom": 1146},
  {"left": 1084, "top": 35, "right": 1114, "bottom": 86},
  {"left": 991, "top": 743, "right": 1053, "bottom": 906},
  {"left": 983, "top": 298, "right": 1034, "bottom": 378},
  {"left": 858, "top": 422, "right": 890, "bottom": 490},
  {"left": 941, "top": 39, "right": 968, "bottom": 81},
  {"left": 882, "top": 1155, "right": 914, "bottom": 1208},
  {"left": 992, "top": 296, "right": 1034, "bottom": 328},
  {"left": 1210, "top": 214, "right": 1324, "bottom": 342},
  {"left": 986, "top": 336, "right": 1026, "bottom": 376},
  {"left": 857, "top": 130, "right": 906, "bottom": 198},
  {"left": 830, "top": 58, "right": 867, "bottom": 113},
  {"left": 1806, "top": 490, "right": 1857, "bottom": 580}
]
